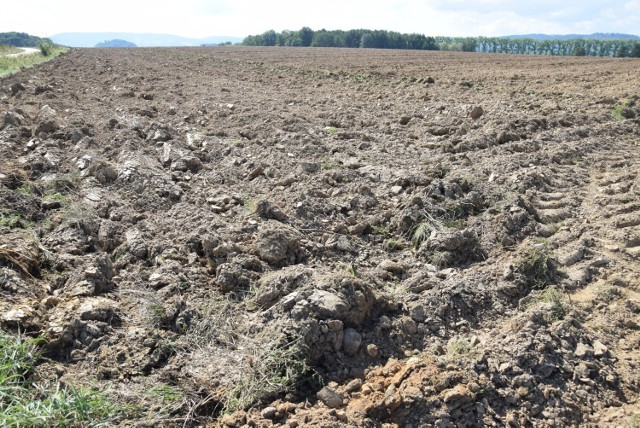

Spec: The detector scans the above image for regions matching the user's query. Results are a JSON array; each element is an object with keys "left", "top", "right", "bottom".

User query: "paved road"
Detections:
[{"left": 3, "top": 47, "right": 40, "bottom": 58}]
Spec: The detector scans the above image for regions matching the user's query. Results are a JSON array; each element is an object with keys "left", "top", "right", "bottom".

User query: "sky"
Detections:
[{"left": 3, "top": 0, "right": 639, "bottom": 38}]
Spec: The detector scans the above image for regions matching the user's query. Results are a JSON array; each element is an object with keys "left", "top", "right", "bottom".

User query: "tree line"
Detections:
[
  {"left": 243, "top": 28, "right": 438, "bottom": 50},
  {"left": 435, "top": 36, "right": 640, "bottom": 57},
  {"left": 242, "top": 28, "right": 640, "bottom": 57},
  {"left": 0, "top": 32, "right": 52, "bottom": 47}
]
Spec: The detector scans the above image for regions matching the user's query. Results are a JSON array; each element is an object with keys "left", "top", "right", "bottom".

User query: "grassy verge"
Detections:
[
  {"left": 0, "top": 330, "right": 121, "bottom": 426},
  {"left": 0, "top": 45, "right": 69, "bottom": 78},
  {"left": 0, "top": 44, "right": 22, "bottom": 55}
]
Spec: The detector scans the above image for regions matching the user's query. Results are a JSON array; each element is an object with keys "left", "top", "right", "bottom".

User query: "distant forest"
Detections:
[
  {"left": 243, "top": 28, "right": 640, "bottom": 57},
  {"left": 95, "top": 39, "right": 137, "bottom": 48},
  {"left": 0, "top": 32, "right": 52, "bottom": 47}
]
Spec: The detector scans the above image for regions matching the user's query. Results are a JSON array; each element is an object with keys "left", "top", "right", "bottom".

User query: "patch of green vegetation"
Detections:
[
  {"left": 0, "top": 330, "right": 119, "bottom": 426},
  {"left": 223, "top": 336, "right": 318, "bottom": 414},
  {"left": 369, "top": 224, "right": 387, "bottom": 236},
  {"left": 340, "top": 263, "right": 358, "bottom": 277},
  {"left": 38, "top": 40, "right": 53, "bottom": 56},
  {"left": 446, "top": 339, "right": 477, "bottom": 359},
  {"left": 145, "top": 301, "right": 169, "bottom": 328},
  {"left": 0, "top": 209, "right": 25, "bottom": 229},
  {"left": 0, "top": 45, "right": 69, "bottom": 78},
  {"left": 412, "top": 222, "right": 434, "bottom": 249},
  {"left": 611, "top": 99, "right": 634, "bottom": 121},
  {"left": 611, "top": 105, "right": 625, "bottom": 121},
  {"left": 324, "top": 126, "right": 337, "bottom": 135},
  {"left": 44, "top": 173, "right": 81, "bottom": 195},
  {"left": 147, "top": 385, "right": 183, "bottom": 403},
  {"left": 522, "top": 286, "right": 566, "bottom": 322},
  {"left": 47, "top": 193, "right": 69, "bottom": 203},
  {"left": 441, "top": 218, "right": 464, "bottom": 229},
  {"left": 321, "top": 156, "right": 338, "bottom": 170},
  {"left": 629, "top": 414, "right": 639, "bottom": 428},
  {"left": 354, "top": 74, "right": 371, "bottom": 83},
  {"left": 0, "top": 44, "right": 21, "bottom": 55},
  {"left": 515, "top": 243, "right": 552, "bottom": 288},
  {"left": 385, "top": 239, "right": 405, "bottom": 252},
  {"left": 424, "top": 249, "right": 452, "bottom": 268},
  {"left": 61, "top": 202, "right": 96, "bottom": 226},
  {"left": 16, "top": 183, "right": 37, "bottom": 195}
]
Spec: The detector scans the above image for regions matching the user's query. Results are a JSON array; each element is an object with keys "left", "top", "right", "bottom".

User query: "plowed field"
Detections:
[{"left": 1, "top": 47, "right": 639, "bottom": 427}]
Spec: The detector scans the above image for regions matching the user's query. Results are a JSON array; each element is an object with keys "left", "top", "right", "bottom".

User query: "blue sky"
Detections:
[{"left": 4, "top": 0, "right": 639, "bottom": 38}]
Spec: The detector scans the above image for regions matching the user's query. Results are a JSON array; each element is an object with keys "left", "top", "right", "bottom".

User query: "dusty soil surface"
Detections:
[{"left": 1, "top": 47, "right": 639, "bottom": 427}]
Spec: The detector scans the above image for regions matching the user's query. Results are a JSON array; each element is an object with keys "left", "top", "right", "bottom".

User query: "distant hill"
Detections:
[
  {"left": 0, "top": 32, "right": 52, "bottom": 47},
  {"left": 51, "top": 32, "right": 243, "bottom": 48},
  {"left": 504, "top": 33, "right": 640, "bottom": 41},
  {"left": 95, "top": 39, "right": 137, "bottom": 48}
]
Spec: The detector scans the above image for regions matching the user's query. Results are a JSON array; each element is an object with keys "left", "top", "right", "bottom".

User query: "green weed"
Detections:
[
  {"left": 385, "top": 239, "right": 405, "bottom": 252},
  {"left": 147, "top": 385, "right": 183, "bottom": 403},
  {"left": 0, "top": 330, "right": 119, "bottom": 426},
  {"left": 16, "top": 183, "right": 37, "bottom": 195},
  {"left": 340, "top": 263, "right": 358, "bottom": 277},
  {"left": 145, "top": 301, "right": 169, "bottom": 328},
  {"left": 38, "top": 41, "right": 53, "bottom": 56},
  {"left": 321, "top": 156, "right": 337, "bottom": 170},
  {"left": 411, "top": 222, "right": 433, "bottom": 249},
  {"left": 515, "top": 243, "right": 552, "bottom": 288},
  {"left": 446, "top": 339, "right": 476, "bottom": 359},
  {"left": 369, "top": 224, "right": 387, "bottom": 236},
  {"left": 0, "top": 210, "right": 25, "bottom": 229},
  {"left": 223, "top": 336, "right": 316, "bottom": 414},
  {"left": 324, "top": 126, "right": 337, "bottom": 135},
  {"left": 522, "top": 286, "right": 566, "bottom": 321}
]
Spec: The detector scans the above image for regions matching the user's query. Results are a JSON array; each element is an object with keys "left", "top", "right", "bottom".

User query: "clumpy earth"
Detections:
[{"left": 1, "top": 47, "right": 639, "bottom": 427}]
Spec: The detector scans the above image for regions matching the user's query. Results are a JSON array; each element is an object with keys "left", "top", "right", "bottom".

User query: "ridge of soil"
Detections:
[{"left": 1, "top": 47, "right": 639, "bottom": 427}]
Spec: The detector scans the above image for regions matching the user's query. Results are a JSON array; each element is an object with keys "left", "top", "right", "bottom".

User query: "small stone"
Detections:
[
  {"left": 248, "top": 166, "right": 265, "bottom": 180},
  {"left": 535, "top": 364, "right": 556, "bottom": 378},
  {"left": 574, "top": 342, "right": 592, "bottom": 358},
  {"left": 502, "top": 264, "right": 514, "bottom": 280},
  {"left": 361, "top": 384, "right": 373, "bottom": 395},
  {"left": 574, "top": 363, "right": 590, "bottom": 379},
  {"left": 593, "top": 340, "right": 608, "bottom": 357},
  {"left": 342, "top": 328, "right": 362, "bottom": 356},
  {"left": 366, "top": 344, "right": 379, "bottom": 358},
  {"left": 402, "top": 317, "right": 418, "bottom": 334},
  {"left": 261, "top": 406, "right": 277, "bottom": 419},
  {"left": 624, "top": 319, "right": 639, "bottom": 329},
  {"left": 10, "top": 82, "right": 26, "bottom": 96},
  {"left": 390, "top": 185, "right": 403, "bottom": 194},
  {"left": 380, "top": 259, "right": 405, "bottom": 274},
  {"left": 349, "top": 223, "right": 368, "bottom": 235},
  {"left": 317, "top": 386, "right": 344, "bottom": 409},
  {"left": 287, "top": 420, "right": 299, "bottom": 428},
  {"left": 335, "top": 411, "right": 348, "bottom": 422},
  {"left": 384, "top": 392, "right": 402, "bottom": 411},
  {"left": 443, "top": 384, "right": 473, "bottom": 404},
  {"left": 469, "top": 106, "right": 484, "bottom": 119},
  {"left": 379, "top": 316, "right": 391, "bottom": 329}
]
